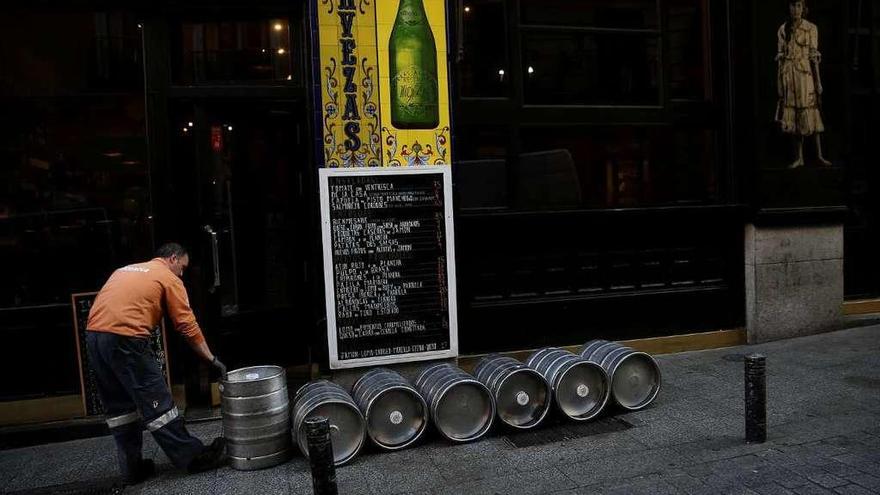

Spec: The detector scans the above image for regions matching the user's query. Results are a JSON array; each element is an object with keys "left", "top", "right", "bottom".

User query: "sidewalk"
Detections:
[{"left": 1, "top": 325, "right": 878, "bottom": 495}]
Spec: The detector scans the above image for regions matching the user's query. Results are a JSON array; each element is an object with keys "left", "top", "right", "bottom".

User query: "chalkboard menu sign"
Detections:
[
  {"left": 319, "top": 166, "right": 458, "bottom": 369},
  {"left": 71, "top": 292, "right": 171, "bottom": 416}
]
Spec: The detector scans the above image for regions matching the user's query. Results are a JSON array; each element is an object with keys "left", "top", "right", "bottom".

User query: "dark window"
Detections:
[
  {"left": 518, "top": 126, "right": 717, "bottom": 209},
  {"left": 454, "top": 126, "right": 510, "bottom": 209},
  {"left": 460, "top": 0, "right": 510, "bottom": 97},
  {"left": 174, "top": 19, "right": 295, "bottom": 84},
  {"left": 453, "top": 0, "right": 724, "bottom": 211},
  {"left": 522, "top": 32, "right": 660, "bottom": 105},
  {"left": 667, "top": 0, "right": 710, "bottom": 100},
  {"left": 520, "top": 0, "right": 658, "bottom": 29},
  {"left": 0, "top": 11, "right": 151, "bottom": 308},
  {"left": 844, "top": 0, "right": 880, "bottom": 298}
]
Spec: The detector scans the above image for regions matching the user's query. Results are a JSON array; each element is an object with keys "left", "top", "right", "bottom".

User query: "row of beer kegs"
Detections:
[{"left": 219, "top": 339, "right": 662, "bottom": 470}]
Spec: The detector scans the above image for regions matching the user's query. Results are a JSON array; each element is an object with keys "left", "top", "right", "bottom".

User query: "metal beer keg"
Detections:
[
  {"left": 351, "top": 368, "right": 428, "bottom": 450},
  {"left": 414, "top": 364, "right": 495, "bottom": 442},
  {"left": 473, "top": 355, "right": 550, "bottom": 429},
  {"left": 221, "top": 365, "right": 292, "bottom": 470},
  {"left": 579, "top": 340, "right": 661, "bottom": 411},
  {"left": 525, "top": 348, "right": 610, "bottom": 421},
  {"left": 292, "top": 380, "right": 366, "bottom": 466}
]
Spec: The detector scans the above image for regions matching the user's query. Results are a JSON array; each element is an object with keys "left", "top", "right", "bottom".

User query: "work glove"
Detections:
[{"left": 211, "top": 356, "right": 228, "bottom": 381}]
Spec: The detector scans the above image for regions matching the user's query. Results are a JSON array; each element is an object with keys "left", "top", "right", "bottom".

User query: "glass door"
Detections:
[{"left": 171, "top": 100, "right": 310, "bottom": 369}]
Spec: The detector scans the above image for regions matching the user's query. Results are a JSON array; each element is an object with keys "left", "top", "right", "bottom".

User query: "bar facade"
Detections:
[{"left": 0, "top": 0, "right": 877, "bottom": 418}]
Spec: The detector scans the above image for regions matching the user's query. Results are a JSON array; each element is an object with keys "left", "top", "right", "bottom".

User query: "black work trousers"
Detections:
[{"left": 85, "top": 331, "right": 204, "bottom": 477}]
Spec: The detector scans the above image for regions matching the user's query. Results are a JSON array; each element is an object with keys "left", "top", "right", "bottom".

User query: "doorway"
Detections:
[{"left": 169, "top": 100, "right": 312, "bottom": 370}]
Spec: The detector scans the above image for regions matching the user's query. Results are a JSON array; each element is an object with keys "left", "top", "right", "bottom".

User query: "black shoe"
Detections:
[
  {"left": 123, "top": 458, "right": 155, "bottom": 485},
  {"left": 187, "top": 437, "right": 228, "bottom": 473}
]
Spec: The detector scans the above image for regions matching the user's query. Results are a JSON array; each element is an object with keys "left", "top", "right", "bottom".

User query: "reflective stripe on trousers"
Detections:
[
  {"left": 106, "top": 411, "right": 140, "bottom": 429},
  {"left": 146, "top": 406, "right": 180, "bottom": 432}
]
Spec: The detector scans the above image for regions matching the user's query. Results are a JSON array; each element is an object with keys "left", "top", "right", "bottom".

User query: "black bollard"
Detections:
[
  {"left": 744, "top": 354, "right": 767, "bottom": 443},
  {"left": 306, "top": 416, "right": 338, "bottom": 495}
]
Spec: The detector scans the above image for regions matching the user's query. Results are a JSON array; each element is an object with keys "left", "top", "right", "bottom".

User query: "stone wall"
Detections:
[{"left": 744, "top": 224, "right": 843, "bottom": 343}]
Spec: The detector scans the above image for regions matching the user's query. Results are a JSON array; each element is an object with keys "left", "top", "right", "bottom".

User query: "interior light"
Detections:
[
  {"left": 464, "top": 6, "right": 471, "bottom": 13},
  {"left": 182, "top": 127, "right": 189, "bottom": 133},
  {"left": 287, "top": 75, "right": 292, "bottom": 81},
  {"left": 277, "top": 48, "right": 286, "bottom": 55},
  {"left": 187, "top": 121, "right": 194, "bottom": 127},
  {"left": 274, "top": 23, "right": 283, "bottom": 31},
  {"left": 498, "top": 69, "right": 505, "bottom": 76},
  {"left": 227, "top": 125, "right": 233, "bottom": 131},
  {"left": 528, "top": 66, "right": 534, "bottom": 74}
]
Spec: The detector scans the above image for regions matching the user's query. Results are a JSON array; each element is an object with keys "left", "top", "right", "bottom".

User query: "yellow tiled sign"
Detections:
[{"left": 315, "top": 0, "right": 452, "bottom": 167}]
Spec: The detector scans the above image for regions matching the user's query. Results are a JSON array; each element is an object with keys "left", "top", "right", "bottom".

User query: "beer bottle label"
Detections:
[{"left": 392, "top": 66, "right": 438, "bottom": 120}]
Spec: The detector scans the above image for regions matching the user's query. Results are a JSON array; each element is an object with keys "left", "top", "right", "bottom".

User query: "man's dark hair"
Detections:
[{"left": 155, "top": 242, "right": 189, "bottom": 259}]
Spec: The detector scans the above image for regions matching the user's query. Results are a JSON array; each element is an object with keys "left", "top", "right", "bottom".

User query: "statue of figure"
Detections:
[{"left": 775, "top": 0, "right": 832, "bottom": 168}]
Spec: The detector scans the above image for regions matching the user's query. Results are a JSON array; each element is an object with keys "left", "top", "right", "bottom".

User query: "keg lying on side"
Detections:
[
  {"left": 526, "top": 348, "right": 610, "bottom": 421},
  {"left": 414, "top": 364, "right": 495, "bottom": 442},
  {"left": 351, "top": 368, "right": 428, "bottom": 451},
  {"left": 221, "top": 365, "right": 292, "bottom": 470},
  {"left": 474, "top": 355, "right": 550, "bottom": 429},
  {"left": 579, "top": 340, "right": 661, "bottom": 411},
  {"left": 292, "top": 380, "right": 366, "bottom": 466}
]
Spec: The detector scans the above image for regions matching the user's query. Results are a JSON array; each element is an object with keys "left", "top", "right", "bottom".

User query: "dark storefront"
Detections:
[{"left": 1, "top": 0, "right": 877, "bottom": 421}]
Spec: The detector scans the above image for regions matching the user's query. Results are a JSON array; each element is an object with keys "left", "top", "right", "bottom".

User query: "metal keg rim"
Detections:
[
  {"left": 432, "top": 378, "right": 495, "bottom": 442},
  {"left": 415, "top": 363, "right": 455, "bottom": 388},
  {"left": 228, "top": 448, "right": 292, "bottom": 471},
  {"left": 224, "top": 365, "right": 285, "bottom": 384},
  {"left": 222, "top": 407, "right": 290, "bottom": 428},
  {"left": 363, "top": 384, "right": 428, "bottom": 450},
  {"left": 222, "top": 402, "right": 289, "bottom": 419},
  {"left": 295, "top": 398, "right": 365, "bottom": 466},
  {"left": 493, "top": 367, "right": 551, "bottom": 430},
  {"left": 222, "top": 386, "right": 288, "bottom": 403},
  {"left": 225, "top": 427, "right": 291, "bottom": 444},
  {"left": 351, "top": 367, "right": 395, "bottom": 393},
  {"left": 294, "top": 379, "right": 346, "bottom": 400},
  {"left": 555, "top": 359, "right": 610, "bottom": 421},
  {"left": 606, "top": 350, "right": 662, "bottom": 411}
]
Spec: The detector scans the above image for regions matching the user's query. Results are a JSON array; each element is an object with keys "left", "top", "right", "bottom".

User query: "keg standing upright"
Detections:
[{"left": 221, "top": 366, "right": 292, "bottom": 470}]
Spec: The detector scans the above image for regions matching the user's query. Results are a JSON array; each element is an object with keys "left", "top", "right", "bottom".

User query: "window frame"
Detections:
[{"left": 451, "top": 0, "right": 736, "bottom": 212}]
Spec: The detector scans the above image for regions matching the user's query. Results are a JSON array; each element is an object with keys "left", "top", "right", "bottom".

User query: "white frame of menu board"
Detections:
[{"left": 319, "top": 166, "right": 459, "bottom": 369}]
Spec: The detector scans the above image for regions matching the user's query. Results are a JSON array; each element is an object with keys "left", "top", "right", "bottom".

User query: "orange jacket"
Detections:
[{"left": 87, "top": 258, "right": 206, "bottom": 346}]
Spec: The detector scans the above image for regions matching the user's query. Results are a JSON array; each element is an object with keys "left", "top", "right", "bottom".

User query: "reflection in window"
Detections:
[
  {"left": 523, "top": 33, "right": 659, "bottom": 105},
  {"left": 0, "top": 12, "right": 151, "bottom": 308},
  {"left": 0, "top": 12, "right": 142, "bottom": 94},
  {"left": 454, "top": 126, "right": 509, "bottom": 209},
  {"left": 177, "top": 19, "right": 293, "bottom": 83},
  {"left": 848, "top": 0, "right": 876, "bottom": 90},
  {"left": 520, "top": 0, "right": 658, "bottom": 29},
  {"left": 519, "top": 126, "right": 717, "bottom": 210},
  {"left": 460, "top": 0, "right": 509, "bottom": 97},
  {"left": 667, "top": 0, "right": 710, "bottom": 100}
]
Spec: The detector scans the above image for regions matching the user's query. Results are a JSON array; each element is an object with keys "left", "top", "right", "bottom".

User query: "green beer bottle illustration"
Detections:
[{"left": 389, "top": 0, "right": 439, "bottom": 129}]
